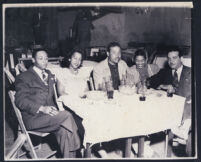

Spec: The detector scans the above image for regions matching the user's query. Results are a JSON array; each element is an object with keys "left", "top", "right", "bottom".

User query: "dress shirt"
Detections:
[
  {"left": 172, "top": 65, "right": 183, "bottom": 81},
  {"left": 33, "top": 66, "right": 48, "bottom": 82}
]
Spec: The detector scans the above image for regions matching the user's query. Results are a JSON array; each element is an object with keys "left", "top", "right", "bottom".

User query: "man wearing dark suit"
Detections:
[
  {"left": 14, "top": 49, "right": 80, "bottom": 158},
  {"left": 147, "top": 48, "right": 192, "bottom": 156}
]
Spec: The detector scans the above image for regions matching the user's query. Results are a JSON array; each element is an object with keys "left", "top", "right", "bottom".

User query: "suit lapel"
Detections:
[
  {"left": 29, "top": 67, "right": 49, "bottom": 87},
  {"left": 46, "top": 70, "right": 55, "bottom": 92},
  {"left": 177, "top": 66, "right": 191, "bottom": 97},
  {"left": 178, "top": 66, "right": 189, "bottom": 88},
  {"left": 179, "top": 66, "right": 188, "bottom": 83},
  {"left": 103, "top": 58, "right": 111, "bottom": 77}
]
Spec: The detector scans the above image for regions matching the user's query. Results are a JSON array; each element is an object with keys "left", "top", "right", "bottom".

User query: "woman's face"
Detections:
[
  {"left": 135, "top": 55, "right": 146, "bottom": 69},
  {"left": 70, "top": 52, "right": 82, "bottom": 70}
]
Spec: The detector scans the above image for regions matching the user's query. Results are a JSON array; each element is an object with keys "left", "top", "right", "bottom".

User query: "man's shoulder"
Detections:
[
  {"left": 94, "top": 58, "right": 107, "bottom": 70},
  {"left": 182, "top": 65, "right": 191, "bottom": 78},
  {"left": 15, "top": 68, "right": 35, "bottom": 84},
  {"left": 119, "top": 59, "right": 128, "bottom": 67},
  {"left": 17, "top": 68, "right": 34, "bottom": 78},
  {"left": 183, "top": 65, "right": 191, "bottom": 72},
  {"left": 157, "top": 66, "right": 171, "bottom": 75}
]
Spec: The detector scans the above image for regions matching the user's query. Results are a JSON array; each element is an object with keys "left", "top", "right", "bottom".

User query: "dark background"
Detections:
[{"left": 4, "top": 7, "right": 191, "bottom": 48}]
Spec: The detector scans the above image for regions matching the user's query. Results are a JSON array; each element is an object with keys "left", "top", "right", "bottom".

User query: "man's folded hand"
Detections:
[{"left": 38, "top": 106, "right": 59, "bottom": 116}]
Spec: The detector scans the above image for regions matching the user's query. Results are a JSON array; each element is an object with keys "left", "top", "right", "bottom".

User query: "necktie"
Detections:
[
  {"left": 42, "top": 70, "right": 48, "bottom": 85},
  {"left": 172, "top": 70, "right": 179, "bottom": 91}
]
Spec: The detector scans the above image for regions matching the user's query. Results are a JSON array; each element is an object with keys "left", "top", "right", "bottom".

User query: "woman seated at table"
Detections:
[
  {"left": 57, "top": 49, "right": 89, "bottom": 98},
  {"left": 127, "top": 49, "right": 159, "bottom": 88}
]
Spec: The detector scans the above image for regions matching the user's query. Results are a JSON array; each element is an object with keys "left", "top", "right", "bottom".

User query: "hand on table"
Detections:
[
  {"left": 38, "top": 106, "right": 59, "bottom": 116},
  {"left": 159, "top": 84, "right": 175, "bottom": 94}
]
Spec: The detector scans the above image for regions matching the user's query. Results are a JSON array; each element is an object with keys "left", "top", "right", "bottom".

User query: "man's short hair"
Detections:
[
  {"left": 107, "top": 42, "right": 121, "bottom": 52},
  {"left": 134, "top": 49, "right": 147, "bottom": 61},
  {"left": 33, "top": 49, "right": 48, "bottom": 58},
  {"left": 167, "top": 47, "right": 182, "bottom": 57}
]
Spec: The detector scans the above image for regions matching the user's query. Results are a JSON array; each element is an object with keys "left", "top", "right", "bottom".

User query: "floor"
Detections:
[{"left": 5, "top": 119, "right": 188, "bottom": 160}]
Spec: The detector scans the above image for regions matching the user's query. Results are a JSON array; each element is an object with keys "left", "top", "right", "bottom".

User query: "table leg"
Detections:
[
  {"left": 125, "top": 138, "right": 132, "bottom": 157},
  {"left": 138, "top": 136, "right": 145, "bottom": 157},
  {"left": 85, "top": 143, "right": 91, "bottom": 158},
  {"left": 166, "top": 130, "right": 174, "bottom": 157},
  {"left": 164, "top": 130, "right": 168, "bottom": 157}
]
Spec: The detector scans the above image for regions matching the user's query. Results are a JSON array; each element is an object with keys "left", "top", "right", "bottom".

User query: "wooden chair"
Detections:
[
  {"left": 8, "top": 91, "right": 57, "bottom": 159},
  {"left": 87, "top": 71, "right": 96, "bottom": 91},
  {"left": 4, "top": 67, "right": 15, "bottom": 84},
  {"left": 53, "top": 80, "right": 65, "bottom": 111},
  {"left": 5, "top": 134, "right": 27, "bottom": 159},
  {"left": 152, "top": 55, "right": 168, "bottom": 69}
]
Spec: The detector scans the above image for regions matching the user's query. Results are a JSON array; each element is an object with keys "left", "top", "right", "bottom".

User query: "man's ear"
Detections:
[{"left": 107, "top": 52, "right": 109, "bottom": 57}]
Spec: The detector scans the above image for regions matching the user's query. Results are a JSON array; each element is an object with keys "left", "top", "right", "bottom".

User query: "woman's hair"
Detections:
[
  {"left": 134, "top": 49, "right": 148, "bottom": 61},
  {"left": 62, "top": 49, "right": 83, "bottom": 68}
]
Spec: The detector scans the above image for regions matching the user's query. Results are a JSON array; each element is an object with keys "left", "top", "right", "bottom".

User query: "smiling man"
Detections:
[
  {"left": 147, "top": 47, "right": 192, "bottom": 156},
  {"left": 93, "top": 42, "right": 128, "bottom": 90}
]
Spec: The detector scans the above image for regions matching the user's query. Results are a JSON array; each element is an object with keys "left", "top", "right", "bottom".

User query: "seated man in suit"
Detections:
[
  {"left": 14, "top": 49, "right": 80, "bottom": 158},
  {"left": 93, "top": 42, "right": 128, "bottom": 91},
  {"left": 147, "top": 47, "right": 192, "bottom": 156}
]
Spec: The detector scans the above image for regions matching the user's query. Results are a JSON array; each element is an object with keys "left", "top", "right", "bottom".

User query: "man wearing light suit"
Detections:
[
  {"left": 93, "top": 42, "right": 128, "bottom": 91},
  {"left": 147, "top": 48, "right": 192, "bottom": 156},
  {"left": 15, "top": 49, "right": 80, "bottom": 158}
]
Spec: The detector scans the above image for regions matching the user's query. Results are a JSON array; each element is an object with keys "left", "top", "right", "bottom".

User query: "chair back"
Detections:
[
  {"left": 87, "top": 71, "right": 96, "bottom": 91},
  {"left": 8, "top": 91, "right": 55, "bottom": 159},
  {"left": 181, "top": 57, "right": 191, "bottom": 67},
  {"left": 8, "top": 91, "right": 28, "bottom": 135},
  {"left": 53, "top": 80, "right": 65, "bottom": 111},
  {"left": 153, "top": 56, "right": 168, "bottom": 69},
  {"left": 4, "top": 67, "right": 15, "bottom": 84}
]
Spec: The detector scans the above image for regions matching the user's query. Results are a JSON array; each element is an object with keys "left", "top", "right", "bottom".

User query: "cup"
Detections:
[
  {"left": 167, "top": 92, "right": 173, "bottom": 97},
  {"left": 105, "top": 79, "right": 114, "bottom": 99},
  {"left": 139, "top": 95, "right": 146, "bottom": 101},
  {"left": 107, "top": 90, "right": 114, "bottom": 99}
]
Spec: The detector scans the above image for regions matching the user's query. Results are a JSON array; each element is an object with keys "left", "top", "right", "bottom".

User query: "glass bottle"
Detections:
[{"left": 139, "top": 80, "right": 146, "bottom": 101}]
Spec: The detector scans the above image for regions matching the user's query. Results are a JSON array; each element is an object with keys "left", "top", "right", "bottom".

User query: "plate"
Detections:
[
  {"left": 119, "top": 86, "right": 136, "bottom": 95},
  {"left": 86, "top": 91, "right": 106, "bottom": 100}
]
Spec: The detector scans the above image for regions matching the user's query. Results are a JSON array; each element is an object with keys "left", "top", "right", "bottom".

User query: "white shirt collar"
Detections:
[
  {"left": 33, "top": 66, "right": 48, "bottom": 80},
  {"left": 172, "top": 65, "right": 183, "bottom": 81}
]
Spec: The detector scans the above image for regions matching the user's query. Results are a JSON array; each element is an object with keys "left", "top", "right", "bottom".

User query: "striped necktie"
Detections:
[
  {"left": 42, "top": 70, "right": 48, "bottom": 85},
  {"left": 172, "top": 70, "right": 179, "bottom": 92}
]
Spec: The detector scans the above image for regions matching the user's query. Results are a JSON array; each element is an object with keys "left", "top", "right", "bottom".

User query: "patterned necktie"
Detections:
[
  {"left": 172, "top": 70, "right": 179, "bottom": 92},
  {"left": 42, "top": 70, "right": 48, "bottom": 85}
]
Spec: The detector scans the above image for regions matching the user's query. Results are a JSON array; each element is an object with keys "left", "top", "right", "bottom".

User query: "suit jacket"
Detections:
[
  {"left": 15, "top": 66, "right": 56, "bottom": 121},
  {"left": 148, "top": 65, "right": 191, "bottom": 98},
  {"left": 15, "top": 66, "right": 81, "bottom": 152},
  {"left": 93, "top": 57, "right": 128, "bottom": 90},
  {"left": 14, "top": 67, "right": 77, "bottom": 130}
]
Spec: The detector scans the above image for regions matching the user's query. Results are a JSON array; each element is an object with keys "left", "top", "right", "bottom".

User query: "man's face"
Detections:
[
  {"left": 70, "top": 52, "right": 82, "bottom": 70},
  {"left": 33, "top": 51, "right": 48, "bottom": 70},
  {"left": 167, "top": 51, "right": 182, "bottom": 69},
  {"left": 135, "top": 55, "right": 146, "bottom": 69},
  {"left": 108, "top": 46, "right": 121, "bottom": 64}
]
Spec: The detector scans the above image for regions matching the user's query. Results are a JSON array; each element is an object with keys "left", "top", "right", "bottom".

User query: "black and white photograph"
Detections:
[{"left": 3, "top": 2, "right": 196, "bottom": 160}]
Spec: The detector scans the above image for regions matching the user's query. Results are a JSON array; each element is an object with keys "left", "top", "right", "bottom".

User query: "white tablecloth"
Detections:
[{"left": 60, "top": 90, "right": 185, "bottom": 146}]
